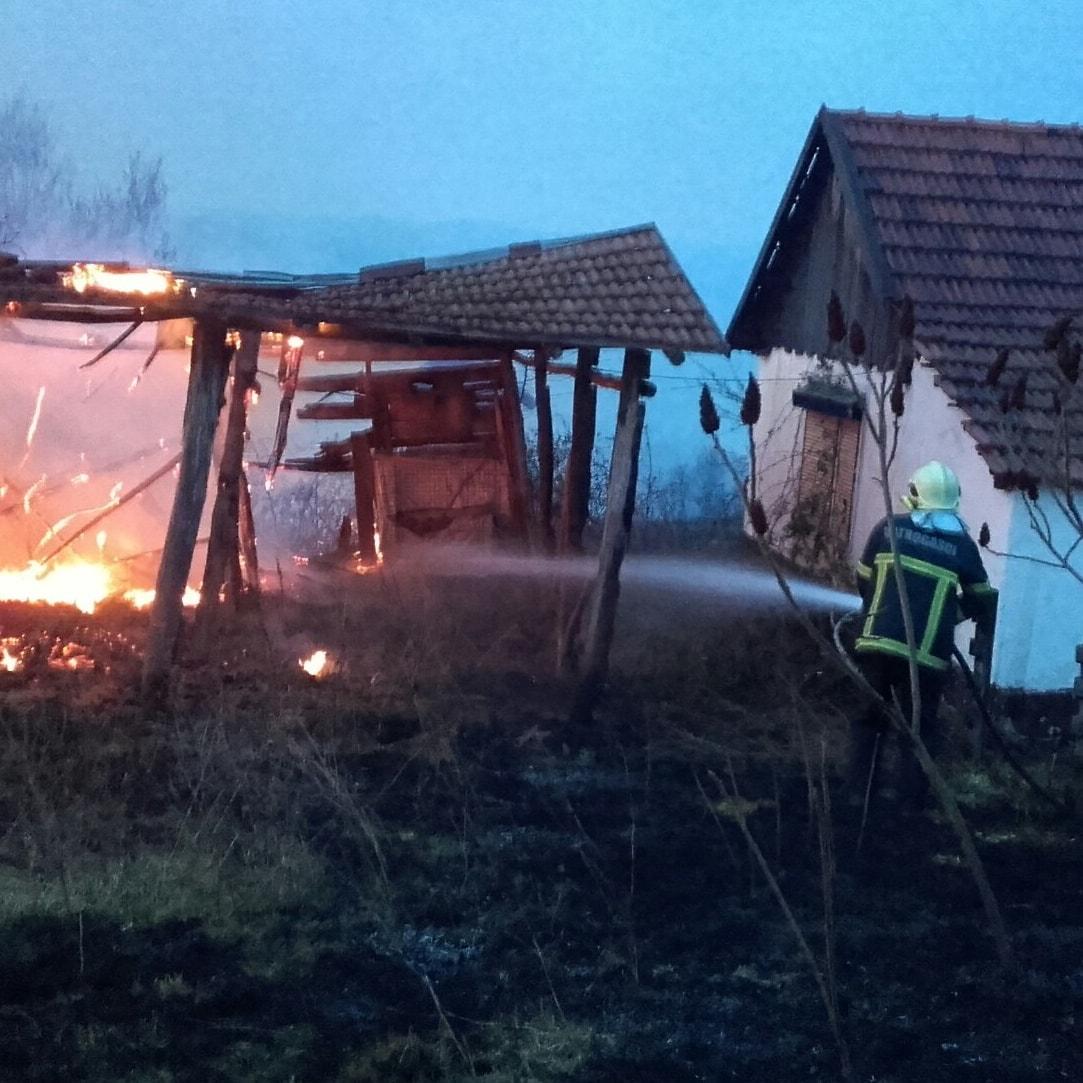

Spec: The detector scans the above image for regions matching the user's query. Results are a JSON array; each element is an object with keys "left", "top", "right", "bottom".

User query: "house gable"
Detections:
[
  {"left": 731, "top": 107, "right": 1083, "bottom": 489},
  {"left": 727, "top": 107, "right": 899, "bottom": 362}
]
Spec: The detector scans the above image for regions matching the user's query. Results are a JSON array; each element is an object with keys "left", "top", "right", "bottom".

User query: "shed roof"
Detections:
[
  {"left": 1, "top": 224, "right": 728, "bottom": 357},
  {"left": 730, "top": 107, "right": 1083, "bottom": 487}
]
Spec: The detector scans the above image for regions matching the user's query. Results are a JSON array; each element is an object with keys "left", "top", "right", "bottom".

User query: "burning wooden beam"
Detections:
[
  {"left": 350, "top": 432, "right": 378, "bottom": 562},
  {"left": 266, "top": 336, "right": 304, "bottom": 479}
]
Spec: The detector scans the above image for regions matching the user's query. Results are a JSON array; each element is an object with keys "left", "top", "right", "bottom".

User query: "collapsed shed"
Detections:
[{"left": 0, "top": 225, "right": 728, "bottom": 702}]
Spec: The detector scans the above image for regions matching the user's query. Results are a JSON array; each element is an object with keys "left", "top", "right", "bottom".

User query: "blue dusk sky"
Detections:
[{"left": 7, "top": 0, "right": 1083, "bottom": 471}]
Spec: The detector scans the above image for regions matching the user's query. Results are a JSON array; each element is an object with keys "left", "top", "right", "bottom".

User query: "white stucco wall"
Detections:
[
  {"left": 993, "top": 492, "right": 1083, "bottom": 691},
  {"left": 750, "top": 347, "right": 1072, "bottom": 689},
  {"left": 752, "top": 348, "right": 1014, "bottom": 562},
  {"left": 750, "top": 348, "right": 816, "bottom": 546}
]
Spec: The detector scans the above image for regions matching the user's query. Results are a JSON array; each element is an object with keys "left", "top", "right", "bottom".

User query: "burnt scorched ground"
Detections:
[{"left": 0, "top": 582, "right": 1082, "bottom": 1082}]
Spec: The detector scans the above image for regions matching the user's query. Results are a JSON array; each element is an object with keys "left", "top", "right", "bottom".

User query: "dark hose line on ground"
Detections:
[{"left": 831, "top": 614, "right": 1071, "bottom": 816}]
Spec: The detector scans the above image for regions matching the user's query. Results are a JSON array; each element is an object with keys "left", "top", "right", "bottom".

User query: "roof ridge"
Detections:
[
  {"left": 823, "top": 107, "right": 1083, "bottom": 133},
  {"left": 357, "top": 223, "right": 662, "bottom": 279}
]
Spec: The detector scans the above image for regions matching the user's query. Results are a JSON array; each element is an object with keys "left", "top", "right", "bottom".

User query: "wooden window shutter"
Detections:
[{"left": 794, "top": 411, "right": 860, "bottom": 565}]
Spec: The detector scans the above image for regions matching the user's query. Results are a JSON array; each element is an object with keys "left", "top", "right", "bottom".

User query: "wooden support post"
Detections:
[
  {"left": 560, "top": 346, "right": 599, "bottom": 551},
  {"left": 572, "top": 348, "right": 651, "bottom": 722},
  {"left": 142, "top": 318, "right": 231, "bottom": 701},
  {"left": 498, "top": 353, "right": 533, "bottom": 543},
  {"left": 350, "top": 431, "right": 378, "bottom": 562},
  {"left": 199, "top": 330, "right": 260, "bottom": 620},
  {"left": 534, "top": 348, "right": 555, "bottom": 549}
]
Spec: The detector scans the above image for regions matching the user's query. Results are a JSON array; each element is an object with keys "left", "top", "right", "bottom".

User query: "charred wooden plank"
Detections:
[
  {"left": 78, "top": 320, "right": 143, "bottom": 368},
  {"left": 350, "top": 431, "right": 378, "bottom": 561},
  {"left": 307, "top": 341, "right": 502, "bottom": 363},
  {"left": 295, "top": 372, "right": 364, "bottom": 393},
  {"left": 535, "top": 349, "right": 554, "bottom": 549},
  {"left": 560, "top": 346, "right": 599, "bottom": 551},
  {"left": 280, "top": 459, "right": 355, "bottom": 473},
  {"left": 238, "top": 466, "right": 259, "bottom": 595},
  {"left": 296, "top": 400, "right": 369, "bottom": 421},
  {"left": 40, "top": 452, "right": 182, "bottom": 565},
  {"left": 200, "top": 329, "right": 260, "bottom": 621},
  {"left": 497, "top": 354, "right": 532, "bottom": 542}
]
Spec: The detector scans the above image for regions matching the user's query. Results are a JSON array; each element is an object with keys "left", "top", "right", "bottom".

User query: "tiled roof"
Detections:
[
  {"left": 827, "top": 109, "right": 1083, "bottom": 487},
  {"left": 224, "top": 224, "right": 728, "bottom": 354},
  {"left": 0, "top": 225, "right": 727, "bottom": 356}
]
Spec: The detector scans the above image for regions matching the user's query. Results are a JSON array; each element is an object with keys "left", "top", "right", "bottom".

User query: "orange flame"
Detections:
[
  {"left": 0, "top": 561, "right": 112, "bottom": 614},
  {"left": 63, "top": 263, "right": 177, "bottom": 296},
  {"left": 0, "top": 559, "right": 201, "bottom": 615}
]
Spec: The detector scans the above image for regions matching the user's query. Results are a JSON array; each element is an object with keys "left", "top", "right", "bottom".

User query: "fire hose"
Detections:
[{"left": 831, "top": 612, "right": 1072, "bottom": 816}]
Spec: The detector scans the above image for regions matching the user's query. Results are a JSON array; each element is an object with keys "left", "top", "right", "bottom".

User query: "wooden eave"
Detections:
[{"left": 726, "top": 105, "right": 900, "bottom": 353}]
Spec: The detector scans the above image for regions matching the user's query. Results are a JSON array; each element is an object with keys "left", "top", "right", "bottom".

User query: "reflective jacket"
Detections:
[{"left": 855, "top": 514, "right": 998, "bottom": 670}]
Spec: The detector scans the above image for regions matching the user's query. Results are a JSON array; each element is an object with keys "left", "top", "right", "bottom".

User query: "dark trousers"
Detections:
[{"left": 847, "top": 653, "right": 947, "bottom": 807}]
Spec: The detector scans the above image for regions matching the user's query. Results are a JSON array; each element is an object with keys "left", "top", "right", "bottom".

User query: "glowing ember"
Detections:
[
  {"left": 287, "top": 335, "right": 305, "bottom": 349},
  {"left": 299, "top": 649, "right": 329, "bottom": 678},
  {"left": 1, "top": 638, "right": 22, "bottom": 673},
  {"left": 23, "top": 386, "right": 46, "bottom": 459},
  {"left": 23, "top": 476, "right": 44, "bottom": 513},
  {"left": 0, "top": 561, "right": 112, "bottom": 614},
  {"left": 48, "top": 642, "right": 94, "bottom": 672},
  {"left": 122, "top": 586, "right": 200, "bottom": 610},
  {"left": 64, "top": 263, "right": 177, "bottom": 296}
]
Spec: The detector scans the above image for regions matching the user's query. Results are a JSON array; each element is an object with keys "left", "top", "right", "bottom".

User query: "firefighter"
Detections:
[{"left": 847, "top": 461, "right": 998, "bottom": 807}]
